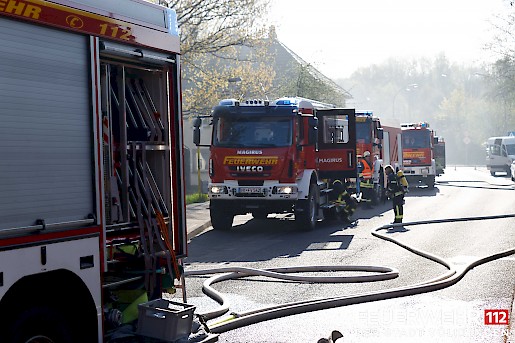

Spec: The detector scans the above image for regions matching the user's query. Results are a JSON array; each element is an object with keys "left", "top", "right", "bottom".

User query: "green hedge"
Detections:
[{"left": 186, "top": 193, "right": 208, "bottom": 205}]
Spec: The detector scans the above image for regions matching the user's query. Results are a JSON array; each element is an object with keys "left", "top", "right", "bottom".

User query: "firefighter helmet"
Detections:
[{"left": 363, "top": 151, "right": 371, "bottom": 158}]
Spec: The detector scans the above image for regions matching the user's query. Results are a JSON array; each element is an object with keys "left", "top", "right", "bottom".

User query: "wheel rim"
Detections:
[
  {"left": 308, "top": 192, "right": 316, "bottom": 225},
  {"left": 25, "top": 335, "right": 55, "bottom": 343}
]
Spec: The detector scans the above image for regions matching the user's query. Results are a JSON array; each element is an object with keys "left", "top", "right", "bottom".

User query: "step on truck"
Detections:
[
  {"left": 193, "top": 97, "right": 357, "bottom": 231},
  {"left": 0, "top": 1, "right": 188, "bottom": 342},
  {"left": 355, "top": 111, "right": 403, "bottom": 204}
]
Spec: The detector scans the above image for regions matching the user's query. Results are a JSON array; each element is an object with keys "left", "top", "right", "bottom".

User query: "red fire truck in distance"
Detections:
[
  {"left": 401, "top": 122, "right": 438, "bottom": 188},
  {"left": 194, "top": 97, "right": 357, "bottom": 231},
  {"left": 0, "top": 1, "right": 186, "bottom": 342},
  {"left": 355, "top": 112, "right": 403, "bottom": 203}
]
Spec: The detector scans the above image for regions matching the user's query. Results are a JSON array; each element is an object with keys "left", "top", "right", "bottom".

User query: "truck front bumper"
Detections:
[
  {"left": 208, "top": 181, "right": 299, "bottom": 201},
  {"left": 403, "top": 166, "right": 434, "bottom": 178}
]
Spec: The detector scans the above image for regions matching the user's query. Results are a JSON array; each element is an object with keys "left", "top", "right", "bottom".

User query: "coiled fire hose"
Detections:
[{"left": 184, "top": 213, "right": 515, "bottom": 334}]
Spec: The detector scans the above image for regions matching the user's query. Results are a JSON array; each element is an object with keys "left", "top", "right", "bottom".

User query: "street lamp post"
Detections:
[
  {"left": 227, "top": 77, "right": 242, "bottom": 99},
  {"left": 392, "top": 83, "right": 418, "bottom": 119}
]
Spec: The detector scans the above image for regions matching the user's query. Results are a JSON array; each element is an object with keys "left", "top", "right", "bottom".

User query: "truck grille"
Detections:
[
  {"left": 231, "top": 173, "right": 271, "bottom": 178},
  {"left": 238, "top": 180, "right": 264, "bottom": 186}
]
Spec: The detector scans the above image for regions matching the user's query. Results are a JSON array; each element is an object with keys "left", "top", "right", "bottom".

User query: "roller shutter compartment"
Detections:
[{"left": 0, "top": 17, "right": 93, "bottom": 230}]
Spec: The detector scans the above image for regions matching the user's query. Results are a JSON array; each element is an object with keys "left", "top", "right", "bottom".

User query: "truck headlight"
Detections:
[
  {"left": 209, "top": 185, "right": 228, "bottom": 194},
  {"left": 273, "top": 186, "right": 297, "bottom": 194}
]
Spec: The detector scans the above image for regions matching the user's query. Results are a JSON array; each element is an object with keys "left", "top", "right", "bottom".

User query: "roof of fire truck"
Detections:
[
  {"left": 212, "top": 97, "right": 335, "bottom": 117},
  {"left": 401, "top": 122, "right": 430, "bottom": 129},
  {"left": 355, "top": 111, "right": 374, "bottom": 116},
  {"left": 355, "top": 111, "right": 378, "bottom": 122}
]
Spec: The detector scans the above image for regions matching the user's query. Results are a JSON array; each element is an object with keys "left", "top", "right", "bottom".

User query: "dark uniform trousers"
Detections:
[{"left": 387, "top": 172, "right": 406, "bottom": 223}]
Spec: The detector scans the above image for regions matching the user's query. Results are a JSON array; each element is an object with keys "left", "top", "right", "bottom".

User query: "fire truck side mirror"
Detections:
[
  {"left": 308, "top": 117, "right": 318, "bottom": 145},
  {"left": 193, "top": 117, "right": 201, "bottom": 146},
  {"left": 433, "top": 136, "right": 438, "bottom": 145},
  {"left": 376, "top": 127, "right": 384, "bottom": 140},
  {"left": 309, "top": 126, "right": 318, "bottom": 144}
]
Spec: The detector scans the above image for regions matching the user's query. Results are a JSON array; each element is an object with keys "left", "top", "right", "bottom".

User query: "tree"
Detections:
[
  {"left": 487, "top": 1, "right": 515, "bottom": 61},
  {"left": 159, "top": 0, "right": 269, "bottom": 59},
  {"left": 182, "top": 48, "right": 276, "bottom": 116},
  {"left": 153, "top": 0, "right": 273, "bottom": 116},
  {"left": 337, "top": 55, "right": 506, "bottom": 164},
  {"left": 484, "top": 1, "right": 515, "bottom": 132}
]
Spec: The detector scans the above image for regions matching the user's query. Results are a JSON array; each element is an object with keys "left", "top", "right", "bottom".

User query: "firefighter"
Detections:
[
  {"left": 384, "top": 165, "right": 409, "bottom": 224},
  {"left": 358, "top": 151, "right": 374, "bottom": 207},
  {"left": 331, "top": 179, "right": 357, "bottom": 222}
]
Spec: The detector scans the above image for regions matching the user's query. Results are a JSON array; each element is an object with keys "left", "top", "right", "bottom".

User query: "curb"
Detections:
[
  {"left": 187, "top": 221, "right": 212, "bottom": 240},
  {"left": 507, "top": 286, "right": 515, "bottom": 342}
]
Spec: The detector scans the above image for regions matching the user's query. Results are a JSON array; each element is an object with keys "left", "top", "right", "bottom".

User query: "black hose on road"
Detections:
[{"left": 185, "top": 213, "right": 515, "bottom": 334}]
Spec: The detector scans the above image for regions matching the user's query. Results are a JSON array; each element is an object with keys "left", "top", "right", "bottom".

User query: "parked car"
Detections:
[{"left": 486, "top": 136, "right": 515, "bottom": 176}]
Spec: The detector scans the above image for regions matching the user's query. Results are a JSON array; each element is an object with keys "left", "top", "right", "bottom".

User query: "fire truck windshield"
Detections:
[
  {"left": 213, "top": 116, "right": 292, "bottom": 148},
  {"left": 402, "top": 130, "right": 431, "bottom": 149}
]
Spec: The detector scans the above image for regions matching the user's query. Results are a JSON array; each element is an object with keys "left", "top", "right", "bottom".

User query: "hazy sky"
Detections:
[{"left": 269, "top": 0, "right": 507, "bottom": 79}]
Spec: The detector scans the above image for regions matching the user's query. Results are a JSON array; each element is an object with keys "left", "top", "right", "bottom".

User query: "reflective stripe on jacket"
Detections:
[{"left": 387, "top": 172, "right": 404, "bottom": 196}]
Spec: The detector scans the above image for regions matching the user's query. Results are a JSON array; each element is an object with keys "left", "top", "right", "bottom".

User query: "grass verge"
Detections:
[{"left": 186, "top": 193, "right": 208, "bottom": 205}]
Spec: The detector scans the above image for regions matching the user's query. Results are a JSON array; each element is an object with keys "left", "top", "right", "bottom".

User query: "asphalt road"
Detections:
[{"left": 179, "top": 166, "right": 515, "bottom": 343}]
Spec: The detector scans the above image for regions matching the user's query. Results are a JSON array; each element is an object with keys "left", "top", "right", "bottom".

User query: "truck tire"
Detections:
[
  {"left": 8, "top": 306, "right": 74, "bottom": 343},
  {"left": 210, "top": 202, "right": 233, "bottom": 230},
  {"left": 426, "top": 176, "right": 435, "bottom": 189},
  {"left": 295, "top": 183, "right": 317, "bottom": 231}
]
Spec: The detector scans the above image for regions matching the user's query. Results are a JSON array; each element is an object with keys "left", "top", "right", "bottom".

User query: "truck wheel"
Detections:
[
  {"left": 295, "top": 183, "right": 317, "bottom": 231},
  {"left": 426, "top": 176, "right": 435, "bottom": 189},
  {"left": 8, "top": 306, "right": 74, "bottom": 343},
  {"left": 210, "top": 204, "right": 233, "bottom": 230}
]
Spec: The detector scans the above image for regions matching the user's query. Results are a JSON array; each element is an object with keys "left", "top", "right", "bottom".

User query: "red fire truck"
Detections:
[
  {"left": 194, "top": 97, "right": 357, "bottom": 231},
  {"left": 401, "top": 122, "right": 438, "bottom": 188},
  {"left": 0, "top": 1, "right": 187, "bottom": 342},
  {"left": 355, "top": 112, "right": 403, "bottom": 203}
]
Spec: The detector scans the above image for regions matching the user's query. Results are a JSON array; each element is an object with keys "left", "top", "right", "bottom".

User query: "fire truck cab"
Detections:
[
  {"left": 355, "top": 112, "right": 403, "bottom": 203},
  {"left": 194, "top": 97, "right": 357, "bottom": 231},
  {"left": 401, "top": 122, "right": 438, "bottom": 189}
]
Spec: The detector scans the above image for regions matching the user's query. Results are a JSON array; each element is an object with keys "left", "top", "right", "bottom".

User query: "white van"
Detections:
[{"left": 486, "top": 136, "right": 515, "bottom": 176}]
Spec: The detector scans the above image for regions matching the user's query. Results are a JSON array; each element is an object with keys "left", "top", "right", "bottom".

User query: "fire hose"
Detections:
[{"left": 184, "top": 213, "right": 515, "bottom": 334}]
